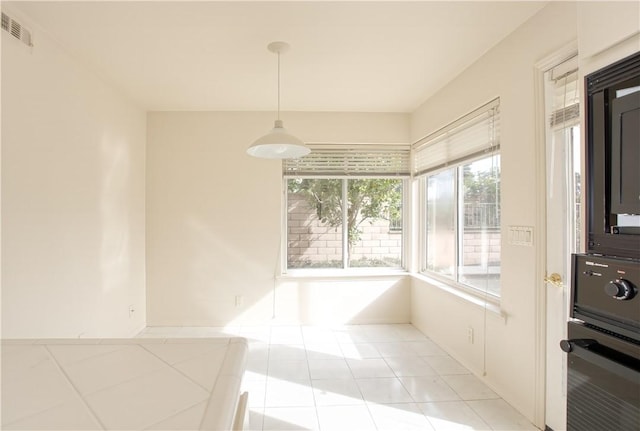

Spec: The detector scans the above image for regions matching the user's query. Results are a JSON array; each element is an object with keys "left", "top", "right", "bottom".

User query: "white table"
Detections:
[{"left": 1, "top": 337, "right": 248, "bottom": 430}]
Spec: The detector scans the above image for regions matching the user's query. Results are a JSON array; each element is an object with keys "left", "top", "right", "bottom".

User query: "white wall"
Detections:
[
  {"left": 410, "top": 2, "right": 579, "bottom": 425},
  {"left": 146, "top": 111, "right": 411, "bottom": 326},
  {"left": 1, "top": 8, "right": 147, "bottom": 338},
  {"left": 577, "top": 1, "right": 639, "bottom": 63}
]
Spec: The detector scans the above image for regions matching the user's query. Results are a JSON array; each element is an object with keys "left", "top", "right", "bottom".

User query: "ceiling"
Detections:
[{"left": 7, "top": 1, "right": 547, "bottom": 113}]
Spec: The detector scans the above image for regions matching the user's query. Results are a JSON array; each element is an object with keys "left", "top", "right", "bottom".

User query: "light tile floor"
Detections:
[{"left": 137, "top": 324, "right": 539, "bottom": 431}]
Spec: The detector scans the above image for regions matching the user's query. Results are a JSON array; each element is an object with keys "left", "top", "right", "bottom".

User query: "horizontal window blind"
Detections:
[
  {"left": 283, "top": 144, "right": 410, "bottom": 177},
  {"left": 412, "top": 98, "right": 500, "bottom": 176},
  {"left": 549, "top": 56, "right": 579, "bottom": 128}
]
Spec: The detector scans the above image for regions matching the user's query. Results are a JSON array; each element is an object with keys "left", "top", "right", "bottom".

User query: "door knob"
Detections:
[{"left": 544, "top": 272, "right": 563, "bottom": 287}]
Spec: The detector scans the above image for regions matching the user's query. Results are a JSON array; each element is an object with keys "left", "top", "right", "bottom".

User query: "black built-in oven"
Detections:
[
  {"left": 562, "top": 322, "right": 640, "bottom": 431},
  {"left": 563, "top": 51, "right": 640, "bottom": 431},
  {"left": 563, "top": 254, "right": 640, "bottom": 431}
]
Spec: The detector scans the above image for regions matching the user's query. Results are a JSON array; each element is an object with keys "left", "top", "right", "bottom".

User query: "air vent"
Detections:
[
  {"left": 1, "top": 12, "right": 9, "bottom": 31},
  {"left": 1, "top": 11, "right": 33, "bottom": 47}
]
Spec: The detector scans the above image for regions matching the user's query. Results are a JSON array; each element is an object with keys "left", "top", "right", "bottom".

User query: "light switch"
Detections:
[{"left": 508, "top": 226, "right": 534, "bottom": 246}]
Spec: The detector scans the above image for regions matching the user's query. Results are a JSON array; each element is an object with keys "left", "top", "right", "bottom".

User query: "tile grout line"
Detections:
[
  {"left": 257, "top": 326, "right": 273, "bottom": 430},
  {"left": 138, "top": 342, "right": 218, "bottom": 393},
  {"left": 352, "top": 334, "right": 433, "bottom": 430},
  {"left": 333, "top": 330, "right": 439, "bottom": 430},
  {"left": 53, "top": 341, "right": 216, "bottom": 429},
  {"left": 462, "top": 399, "right": 495, "bottom": 430},
  {"left": 301, "top": 329, "right": 324, "bottom": 431},
  {"left": 310, "top": 328, "right": 378, "bottom": 431},
  {"left": 137, "top": 342, "right": 221, "bottom": 430},
  {"left": 42, "top": 345, "right": 108, "bottom": 430},
  {"left": 65, "top": 345, "right": 170, "bottom": 398}
]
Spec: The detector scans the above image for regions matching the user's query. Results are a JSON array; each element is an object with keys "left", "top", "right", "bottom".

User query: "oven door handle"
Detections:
[{"left": 561, "top": 338, "right": 640, "bottom": 382}]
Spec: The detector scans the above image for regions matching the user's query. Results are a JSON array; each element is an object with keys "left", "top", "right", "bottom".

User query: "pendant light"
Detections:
[{"left": 247, "top": 41, "right": 310, "bottom": 159}]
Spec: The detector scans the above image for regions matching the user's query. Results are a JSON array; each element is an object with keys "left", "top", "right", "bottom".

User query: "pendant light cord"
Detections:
[{"left": 277, "top": 49, "right": 281, "bottom": 122}]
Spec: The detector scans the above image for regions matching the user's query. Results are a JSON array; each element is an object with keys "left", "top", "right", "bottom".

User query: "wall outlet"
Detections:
[
  {"left": 129, "top": 305, "right": 135, "bottom": 319},
  {"left": 467, "top": 327, "right": 474, "bottom": 344},
  {"left": 235, "top": 295, "right": 244, "bottom": 307}
]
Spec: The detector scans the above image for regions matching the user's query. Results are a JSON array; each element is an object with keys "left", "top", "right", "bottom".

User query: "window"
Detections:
[
  {"left": 545, "top": 56, "right": 581, "bottom": 253},
  {"left": 415, "top": 99, "right": 501, "bottom": 297},
  {"left": 284, "top": 144, "right": 410, "bottom": 271}
]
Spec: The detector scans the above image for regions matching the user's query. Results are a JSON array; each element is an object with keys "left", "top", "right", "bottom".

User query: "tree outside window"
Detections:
[{"left": 287, "top": 178, "right": 403, "bottom": 269}]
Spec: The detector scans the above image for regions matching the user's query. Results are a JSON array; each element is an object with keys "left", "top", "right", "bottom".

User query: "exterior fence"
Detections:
[
  {"left": 288, "top": 192, "right": 501, "bottom": 267},
  {"left": 464, "top": 202, "right": 500, "bottom": 229},
  {"left": 287, "top": 193, "right": 401, "bottom": 267}
]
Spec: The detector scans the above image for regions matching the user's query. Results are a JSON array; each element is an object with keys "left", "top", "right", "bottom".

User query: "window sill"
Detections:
[
  {"left": 279, "top": 268, "right": 409, "bottom": 280},
  {"left": 410, "top": 272, "right": 504, "bottom": 318}
]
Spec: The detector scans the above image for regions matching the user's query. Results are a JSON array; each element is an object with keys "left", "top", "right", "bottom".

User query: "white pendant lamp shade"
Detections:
[
  {"left": 248, "top": 41, "right": 309, "bottom": 159},
  {"left": 247, "top": 119, "right": 310, "bottom": 159}
]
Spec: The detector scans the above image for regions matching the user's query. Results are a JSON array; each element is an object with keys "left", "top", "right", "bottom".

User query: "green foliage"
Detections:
[
  {"left": 461, "top": 158, "right": 501, "bottom": 228},
  {"left": 288, "top": 178, "right": 402, "bottom": 249},
  {"left": 463, "top": 163, "right": 500, "bottom": 203}
]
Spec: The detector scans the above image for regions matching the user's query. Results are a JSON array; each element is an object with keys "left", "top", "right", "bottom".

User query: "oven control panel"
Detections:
[{"left": 571, "top": 254, "right": 640, "bottom": 338}]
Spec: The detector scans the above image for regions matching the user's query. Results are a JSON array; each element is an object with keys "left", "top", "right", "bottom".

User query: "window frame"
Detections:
[
  {"left": 282, "top": 175, "right": 410, "bottom": 275},
  {"left": 414, "top": 99, "right": 501, "bottom": 300},
  {"left": 418, "top": 153, "right": 501, "bottom": 300},
  {"left": 282, "top": 143, "right": 411, "bottom": 276}
]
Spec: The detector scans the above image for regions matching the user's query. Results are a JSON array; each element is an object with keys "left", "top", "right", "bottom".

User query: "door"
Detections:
[{"left": 543, "top": 55, "right": 581, "bottom": 431}]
